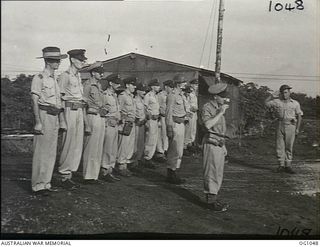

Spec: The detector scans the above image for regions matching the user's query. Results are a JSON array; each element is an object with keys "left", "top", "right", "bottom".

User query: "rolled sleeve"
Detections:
[
  {"left": 201, "top": 104, "right": 216, "bottom": 123},
  {"left": 30, "top": 75, "right": 42, "bottom": 97}
]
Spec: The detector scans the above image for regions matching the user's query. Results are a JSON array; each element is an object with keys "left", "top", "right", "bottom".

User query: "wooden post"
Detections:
[{"left": 214, "top": 0, "right": 225, "bottom": 84}]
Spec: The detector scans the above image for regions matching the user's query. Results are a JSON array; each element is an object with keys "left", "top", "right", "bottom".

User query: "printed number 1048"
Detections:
[{"left": 269, "top": 0, "right": 304, "bottom": 12}]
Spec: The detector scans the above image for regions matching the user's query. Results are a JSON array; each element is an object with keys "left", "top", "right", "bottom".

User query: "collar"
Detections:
[
  {"left": 42, "top": 68, "right": 54, "bottom": 78},
  {"left": 68, "top": 66, "right": 79, "bottom": 77},
  {"left": 209, "top": 100, "right": 219, "bottom": 109}
]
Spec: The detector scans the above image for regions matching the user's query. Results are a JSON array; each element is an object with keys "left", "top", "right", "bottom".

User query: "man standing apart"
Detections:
[
  {"left": 143, "top": 79, "right": 161, "bottom": 168},
  {"left": 184, "top": 79, "right": 198, "bottom": 149},
  {"left": 58, "top": 49, "right": 88, "bottom": 189},
  {"left": 100, "top": 74, "right": 122, "bottom": 182},
  {"left": 155, "top": 80, "right": 174, "bottom": 162},
  {"left": 265, "top": 84, "right": 303, "bottom": 174},
  {"left": 82, "top": 62, "right": 105, "bottom": 184},
  {"left": 166, "top": 75, "right": 188, "bottom": 184},
  {"left": 133, "top": 83, "right": 148, "bottom": 167},
  {"left": 117, "top": 76, "right": 137, "bottom": 177},
  {"left": 201, "top": 83, "right": 229, "bottom": 211},
  {"left": 31, "top": 46, "right": 67, "bottom": 195}
]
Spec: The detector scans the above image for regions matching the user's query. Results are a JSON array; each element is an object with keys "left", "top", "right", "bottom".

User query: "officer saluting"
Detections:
[
  {"left": 57, "top": 49, "right": 88, "bottom": 189},
  {"left": 82, "top": 62, "right": 105, "bottom": 184},
  {"left": 165, "top": 74, "right": 189, "bottom": 184},
  {"left": 265, "top": 84, "right": 303, "bottom": 174},
  {"left": 201, "top": 83, "right": 229, "bottom": 212},
  {"left": 31, "top": 46, "right": 68, "bottom": 195}
]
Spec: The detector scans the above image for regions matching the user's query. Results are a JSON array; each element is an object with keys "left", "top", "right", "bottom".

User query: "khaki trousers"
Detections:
[
  {"left": 101, "top": 123, "right": 119, "bottom": 172},
  {"left": 32, "top": 110, "right": 59, "bottom": 192},
  {"left": 134, "top": 125, "right": 145, "bottom": 162},
  {"left": 276, "top": 122, "right": 296, "bottom": 167},
  {"left": 184, "top": 112, "right": 197, "bottom": 147},
  {"left": 144, "top": 119, "right": 159, "bottom": 160},
  {"left": 118, "top": 122, "right": 136, "bottom": 169},
  {"left": 203, "top": 143, "right": 226, "bottom": 195},
  {"left": 58, "top": 107, "right": 84, "bottom": 180},
  {"left": 82, "top": 114, "right": 105, "bottom": 180},
  {"left": 156, "top": 116, "right": 168, "bottom": 155},
  {"left": 167, "top": 122, "right": 185, "bottom": 170}
]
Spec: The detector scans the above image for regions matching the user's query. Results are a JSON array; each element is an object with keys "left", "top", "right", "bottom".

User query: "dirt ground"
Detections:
[{"left": 1, "top": 120, "right": 320, "bottom": 239}]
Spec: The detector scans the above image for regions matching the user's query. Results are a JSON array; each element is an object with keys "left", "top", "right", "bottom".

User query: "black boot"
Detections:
[{"left": 173, "top": 170, "right": 186, "bottom": 184}]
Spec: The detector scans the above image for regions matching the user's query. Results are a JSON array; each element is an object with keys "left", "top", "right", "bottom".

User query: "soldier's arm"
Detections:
[
  {"left": 143, "top": 94, "right": 152, "bottom": 119},
  {"left": 118, "top": 94, "right": 127, "bottom": 120},
  {"left": 57, "top": 73, "right": 68, "bottom": 107},
  {"left": 295, "top": 102, "right": 303, "bottom": 134},
  {"left": 165, "top": 93, "right": 174, "bottom": 129},
  {"left": 202, "top": 104, "right": 228, "bottom": 130},
  {"left": 30, "top": 75, "right": 43, "bottom": 134}
]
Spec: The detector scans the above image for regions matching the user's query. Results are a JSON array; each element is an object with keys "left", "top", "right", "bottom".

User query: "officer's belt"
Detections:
[
  {"left": 150, "top": 114, "right": 159, "bottom": 120},
  {"left": 278, "top": 118, "right": 296, "bottom": 125},
  {"left": 39, "top": 104, "right": 62, "bottom": 116},
  {"left": 135, "top": 118, "right": 147, "bottom": 126},
  {"left": 65, "top": 101, "right": 86, "bottom": 110},
  {"left": 172, "top": 115, "right": 186, "bottom": 124}
]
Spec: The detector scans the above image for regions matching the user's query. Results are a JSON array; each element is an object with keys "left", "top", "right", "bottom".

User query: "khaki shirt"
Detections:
[
  {"left": 189, "top": 91, "right": 198, "bottom": 112},
  {"left": 58, "top": 67, "right": 83, "bottom": 102},
  {"left": 83, "top": 78, "right": 104, "bottom": 110},
  {"left": 31, "top": 68, "right": 62, "bottom": 108},
  {"left": 201, "top": 100, "right": 226, "bottom": 135},
  {"left": 144, "top": 91, "right": 160, "bottom": 116},
  {"left": 157, "top": 90, "right": 167, "bottom": 116},
  {"left": 165, "top": 89, "right": 187, "bottom": 127},
  {"left": 135, "top": 95, "right": 146, "bottom": 120},
  {"left": 103, "top": 88, "right": 120, "bottom": 119},
  {"left": 118, "top": 90, "right": 136, "bottom": 122},
  {"left": 266, "top": 98, "right": 303, "bottom": 120}
]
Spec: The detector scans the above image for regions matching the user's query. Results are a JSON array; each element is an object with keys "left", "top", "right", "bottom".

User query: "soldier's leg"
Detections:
[
  {"left": 102, "top": 124, "right": 118, "bottom": 174},
  {"left": 276, "top": 124, "right": 286, "bottom": 167},
  {"left": 144, "top": 119, "right": 159, "bottom": 160},
  {"left": 82, "top": 114, "right": 104, "bottom": 180},
  {"left": 284, "top": 124, "right": 296, "bottom": 167},
  {"left": 190, "top": 113, "right": 198, "bottom": 144},
  {"left": 32, "top": 110, "right": 59, "bottom": 192},
  {"left": 59, "top": 108, "right": 84, "bottom": 180}
]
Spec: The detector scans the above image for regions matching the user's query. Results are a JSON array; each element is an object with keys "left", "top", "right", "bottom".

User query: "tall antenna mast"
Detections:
[{"left": 214, "top": 0, "right": 225, "bottom": 84}]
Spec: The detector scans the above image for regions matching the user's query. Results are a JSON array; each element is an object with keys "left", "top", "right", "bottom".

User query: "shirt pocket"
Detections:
[
  {"left": 175, "top": 98, "right": 183, "bottom": 105},
  {"left": 69, "top": 78, "right": 80, "bottom": 94},
  {"left": 42, "top": 80, "right": 55, "bottom": 98}
]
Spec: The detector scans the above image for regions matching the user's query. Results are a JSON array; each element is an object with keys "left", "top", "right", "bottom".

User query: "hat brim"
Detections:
[{"left": 36, "top": 54, "right": 68, "bottom": 59}]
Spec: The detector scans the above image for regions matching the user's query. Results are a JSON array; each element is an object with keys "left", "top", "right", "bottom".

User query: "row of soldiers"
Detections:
[{"left": 31, "top": 47, "right": 201, "bottom": 195}]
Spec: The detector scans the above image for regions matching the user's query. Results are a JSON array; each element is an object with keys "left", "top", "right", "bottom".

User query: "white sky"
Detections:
[{"left": 1, "top": 0, "right": 319, "bottom": 96}]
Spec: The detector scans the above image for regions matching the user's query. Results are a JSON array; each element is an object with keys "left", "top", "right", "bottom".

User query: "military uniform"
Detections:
[
  {"left": 31, "top": 46, "right": 67, "bottom": 193},
  {"left": 117, "top": 83, "right": 136, "bottom": 172},
  {"left": 201, "top": 82, "right": 229, "bottom": 211},
  {"left": 144, "top": 88, "right": 160, "bottom": 161},
  {"left": 156, "top": 89, "right": 168, "bottom": 157},
  {"left": 31, "top": 69, "right": 63, "bottom": 192},
  {"left": 58, "top": 49, "right": 87, "bottom": 182},
  {"left": 201, "top": 100, "right": 227, "bottom": 195},
  {"left": 82, "top": 63, "right": 105, "bottom": 181},
  {"left": 101, "top": 84, "right": 121, "bottom": 175},
  {"left": 266, "top": 93, "right": 303, "bottom": 168},
  {"left": 166, "top": 76, "right": 188, "bottom": 183}
]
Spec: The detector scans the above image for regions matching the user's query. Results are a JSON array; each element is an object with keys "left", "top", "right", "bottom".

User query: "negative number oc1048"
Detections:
[{"left": 269, "top": 0, "right": 304, "bottom": 12}]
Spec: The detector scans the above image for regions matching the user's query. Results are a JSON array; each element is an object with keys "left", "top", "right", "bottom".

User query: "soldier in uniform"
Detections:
[
  {"left": 184, "top": 79, "right": 198, "bottom": 150},
  {"left": 117, "top": 76, "right": 137, "bottom": 177},
  {"left": 165, "top": 74, "right": 189, "bottom": 184},
  {"left": 31, "top": 46, "right": 67, "bottom": 195},
  {"left": 201, "top": 83, "right": 229, "bottom": 212},
  {"left": 155, "top": 80, "right": 174, "bottom": 162},
  {"left": 265, "top": 84, "right": 303, "bottom": 174},
  {"left": 133, "top": 83, "right": 148, "bottom": 167},
  {"left": 57, "top": 49, "right": 88, "bottom": 189},
  {"left": 82, "top": 62, "right": 105, "bottom": 184},
  {"left": 100, "top": 74, "right": 122, "bottom": 182},
  {"left": 143, "top": 78, "right": 161, "bottom": 168}
]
